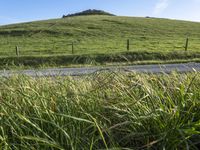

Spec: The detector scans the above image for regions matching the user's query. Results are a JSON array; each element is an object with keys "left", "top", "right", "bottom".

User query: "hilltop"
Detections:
[{"left": 62, "top": 9, "right": 115, "bottom": 18}]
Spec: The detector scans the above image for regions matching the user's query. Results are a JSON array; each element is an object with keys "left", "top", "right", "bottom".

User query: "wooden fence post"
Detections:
[
  {"left": 185, "top": 37, "right": 189, "bottom": 51},
  {"left": 72, "top": 42, "right": 74, "bottom": 54},
  {"left": 16, "top": 46, "right": 19, "bottom": 56},
  {"left": 127, "top": 39, "right": 130, "bottom": 51}
]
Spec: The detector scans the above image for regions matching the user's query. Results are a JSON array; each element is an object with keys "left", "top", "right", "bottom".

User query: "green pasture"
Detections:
[{"left": 1, "top": 15, "right": 200, "bottom": 57}]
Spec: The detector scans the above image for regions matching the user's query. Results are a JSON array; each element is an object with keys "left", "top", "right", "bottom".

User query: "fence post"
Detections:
[
  {"left": 185, "top": 37, "right": 189, "bottom": 51},
  {"left": 127, "top": 39, "right": 130, "bottom": 51},
  {"left": 16, "top": 46, "right": 19, "bottom": 56},
  {"left": 72, "top": 42, "right": 74, "bottom": 54}
]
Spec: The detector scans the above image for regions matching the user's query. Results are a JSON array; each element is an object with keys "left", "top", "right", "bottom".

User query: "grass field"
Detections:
[
  {"left": 0, "top": 15, "right": 200, "bottom": 56},
  {"left": 1, "top": 15, "right": 200, "bottom": 68},
  {"left": 1, "top": 14, "right": 200, "bottom": 150},
  {"left": 0, "top": 72, "right": 200, "bottom": 149}
]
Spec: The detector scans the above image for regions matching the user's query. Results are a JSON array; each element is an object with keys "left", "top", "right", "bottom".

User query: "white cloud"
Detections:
[{"left": 153, "top": 0, "right": 170, "bottom": 16}]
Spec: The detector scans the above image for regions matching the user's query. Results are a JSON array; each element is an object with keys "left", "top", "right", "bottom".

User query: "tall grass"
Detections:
[{"left": 0, "top": 72, "right": 200, "bottom": 149}]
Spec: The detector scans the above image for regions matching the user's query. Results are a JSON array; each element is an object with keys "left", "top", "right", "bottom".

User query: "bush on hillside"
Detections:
[{"left": 62, "top": 9, "right": 115, "bottom": 18}]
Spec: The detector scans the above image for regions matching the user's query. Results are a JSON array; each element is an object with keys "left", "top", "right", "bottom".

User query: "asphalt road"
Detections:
[{"left": 0, "top": 63, "right": 200, "bottom": 77}]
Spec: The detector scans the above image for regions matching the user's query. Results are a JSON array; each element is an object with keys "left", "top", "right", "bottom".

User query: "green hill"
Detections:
[
  {"left": 1, "top": 15, "right": 200, "bottom": 56},
  {"left": 1, "top": 14, "right": 200, "bottom": 68}
]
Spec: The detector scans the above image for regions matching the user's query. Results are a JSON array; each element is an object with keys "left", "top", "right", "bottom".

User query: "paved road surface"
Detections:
[{"left": 0, "top": 63, "right": 200, "bottom": 77}]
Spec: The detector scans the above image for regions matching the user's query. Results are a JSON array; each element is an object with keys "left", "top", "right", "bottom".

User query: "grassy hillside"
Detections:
[
  {"left": 1, "top": 15, "right": 200, "bottom": 68},
  {"left": 1, "top": 15, "right": 200, "bottom": 56}
]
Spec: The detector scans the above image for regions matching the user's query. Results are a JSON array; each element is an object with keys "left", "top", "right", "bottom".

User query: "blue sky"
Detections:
[{"left": 0, "top": 0, "right": 200, "bottom": 25}]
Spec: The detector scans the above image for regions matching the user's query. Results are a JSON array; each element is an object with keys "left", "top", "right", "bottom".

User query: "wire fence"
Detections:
[{"left": 1, "top": 36, "right": 200, "bottom": 57}]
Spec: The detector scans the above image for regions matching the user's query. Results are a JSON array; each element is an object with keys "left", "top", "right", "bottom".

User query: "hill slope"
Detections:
[{"left": 0, "top": 15, "right": 200, "bottom": 57}]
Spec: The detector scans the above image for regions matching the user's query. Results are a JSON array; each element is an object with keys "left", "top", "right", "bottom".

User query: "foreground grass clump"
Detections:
[{"left": 0, "top": 72, "right": 200, "bottom": 149}]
